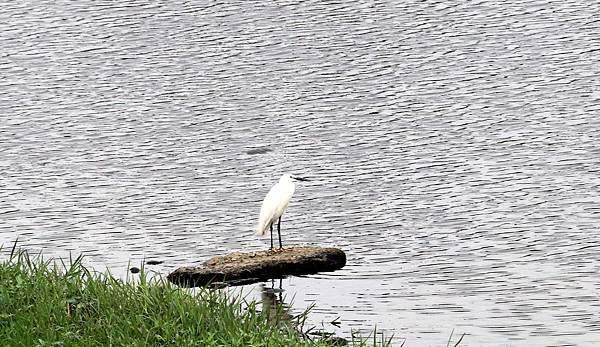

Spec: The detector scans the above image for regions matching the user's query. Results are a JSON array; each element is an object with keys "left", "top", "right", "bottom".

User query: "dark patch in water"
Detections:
[
  {"left": 146, "top": 260, "right": 163, "bottom": 265},
  {"left": 246, "top": 147, "right": 272, "bottom": 155}
]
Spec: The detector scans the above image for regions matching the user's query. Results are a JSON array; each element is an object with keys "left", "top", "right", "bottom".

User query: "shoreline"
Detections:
[{"left": 0, "top": 247, "right": 392, "bottom": 346}]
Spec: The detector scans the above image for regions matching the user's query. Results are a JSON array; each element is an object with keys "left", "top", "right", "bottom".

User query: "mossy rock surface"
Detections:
[{"left": 167, "top": 246, "right": 346, "bottom": 287}]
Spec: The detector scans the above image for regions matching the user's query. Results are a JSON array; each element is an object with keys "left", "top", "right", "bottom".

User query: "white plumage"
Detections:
[{"left": 256, "top": 173, "right": 307, "bottom": 249}]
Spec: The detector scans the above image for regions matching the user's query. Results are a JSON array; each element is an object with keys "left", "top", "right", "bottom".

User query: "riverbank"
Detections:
[{"left": 0, "top": 247, "right": 390, "bottom": 346}]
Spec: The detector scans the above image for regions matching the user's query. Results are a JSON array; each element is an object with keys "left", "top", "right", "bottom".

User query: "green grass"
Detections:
[{"left": 0, "top": 245, "right": 391, "bottom": 347}]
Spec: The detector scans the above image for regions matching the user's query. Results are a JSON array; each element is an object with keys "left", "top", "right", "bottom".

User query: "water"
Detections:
[{"left": 1, "top": 1, "right": 600, "bottom": 345}]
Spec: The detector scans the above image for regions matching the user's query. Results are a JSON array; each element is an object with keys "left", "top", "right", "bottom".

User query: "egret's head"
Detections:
[{"left": 280, "top": 173, "right": 293, "bottom": 183}]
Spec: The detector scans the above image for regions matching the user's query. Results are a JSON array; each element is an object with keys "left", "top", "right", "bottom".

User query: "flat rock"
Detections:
[{"left": 167, "top": 246, "right": 346, "bottom": 287}]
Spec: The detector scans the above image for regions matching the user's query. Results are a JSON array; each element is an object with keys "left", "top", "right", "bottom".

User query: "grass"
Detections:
[{"left": 0, "top": 244, "right": 392, "bottom": 347}]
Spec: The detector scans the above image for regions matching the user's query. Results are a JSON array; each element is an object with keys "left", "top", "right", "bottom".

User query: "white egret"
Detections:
[{"left": 256, "top": 173, "right": 308, "bottom": 249}]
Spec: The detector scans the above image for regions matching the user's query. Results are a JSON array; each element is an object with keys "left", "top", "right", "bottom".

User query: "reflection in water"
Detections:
[
  {"left": 257, "top": 279, "right": 354, "bottom": 345},
  {"left": 259, "top": 279, "right": 293, "bottom": 325}
]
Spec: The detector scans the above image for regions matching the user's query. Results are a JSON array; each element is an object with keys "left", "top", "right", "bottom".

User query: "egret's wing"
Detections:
[
  {"left": 256, "top": 184, "right": 280, "bottom": 235},
  {"left": 273, "top": 182, "right": 295, "bottom": 217}
]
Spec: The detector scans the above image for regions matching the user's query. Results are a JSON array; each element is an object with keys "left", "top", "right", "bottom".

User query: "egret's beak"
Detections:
[{"left": 293, "top": 176, "right": 309, "bottom": 182}]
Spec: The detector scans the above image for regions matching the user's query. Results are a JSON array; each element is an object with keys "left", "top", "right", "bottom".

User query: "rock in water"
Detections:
[{"left": 167, "top": 246, "right": 346, "bottom": 287}]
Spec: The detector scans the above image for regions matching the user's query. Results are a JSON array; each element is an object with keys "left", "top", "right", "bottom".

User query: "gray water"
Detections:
[{"left": 2, "top": 1, "right": 600, "bottom": 345}]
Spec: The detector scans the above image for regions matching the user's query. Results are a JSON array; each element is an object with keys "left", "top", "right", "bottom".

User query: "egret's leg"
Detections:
[
  {"left": 277, "top": 216, "right": 282, "bottom": 249},
  {"left": 278, "top": 278, "right": 283, "bottom": 301},
  {"left": 269, "top": 222, "right": 274, "bottom": 250}
]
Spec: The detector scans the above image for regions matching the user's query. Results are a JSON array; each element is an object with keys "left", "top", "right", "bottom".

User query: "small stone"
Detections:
[
  {"left": 146, "top": 260, "right": 163, "bottom": 265},
  {"left": 130, "top": 267, "right": 141, "bottom": 274}
]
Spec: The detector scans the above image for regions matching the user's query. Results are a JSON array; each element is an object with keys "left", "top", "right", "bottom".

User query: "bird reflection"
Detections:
[
  {"left": 259, "top": 279, "right": 293, "bottom": 325},
  {"left": 258, "top": 279, "right": 344, "bottom": 344}
]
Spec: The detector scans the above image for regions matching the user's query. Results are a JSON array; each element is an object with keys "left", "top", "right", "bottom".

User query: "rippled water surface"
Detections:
[{"left": 2, "top": 1, "right": 600, "bottom": 345}]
